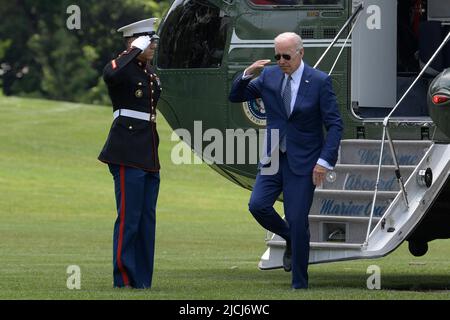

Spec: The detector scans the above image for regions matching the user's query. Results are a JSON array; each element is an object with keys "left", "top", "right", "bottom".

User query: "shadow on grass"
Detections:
[
  {"left": 157, "top": 267, "right": 450, "bottom": 293},
  {"left": 311, "top": 271, "right": 450, "bottom": 292}
]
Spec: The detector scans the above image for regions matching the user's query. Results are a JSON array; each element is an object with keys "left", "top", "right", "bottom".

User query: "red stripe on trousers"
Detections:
[{"left": 117, "top": 166, "right": 130, "bottom": 286}]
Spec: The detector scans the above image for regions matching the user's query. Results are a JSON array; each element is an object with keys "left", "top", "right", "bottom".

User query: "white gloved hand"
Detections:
[{"left": 131, "top": 36, "right": 151, "bottom": 51}]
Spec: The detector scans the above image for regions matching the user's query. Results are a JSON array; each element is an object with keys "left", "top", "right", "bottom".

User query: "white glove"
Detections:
[{"left": 131, "top": 36, "right": 151, "bottom": 51}]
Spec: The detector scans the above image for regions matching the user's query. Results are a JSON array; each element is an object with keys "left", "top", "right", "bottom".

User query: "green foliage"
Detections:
[
  {"left": 82, "top": 75, "right": 111, "bottom": 106},
  {"left": 0, "top": 39, "right": 12, "bottom": 60},
  {"left": 0, "top": 0, "right": 172, "bottom": 104},
  {"left": 27, "top": 26, "right": 98, "bottom": 102}
]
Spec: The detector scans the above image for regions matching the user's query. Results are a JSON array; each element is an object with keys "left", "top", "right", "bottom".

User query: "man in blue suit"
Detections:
[{"left": 229, "top": 32, "right": 343, "bottom": 289}]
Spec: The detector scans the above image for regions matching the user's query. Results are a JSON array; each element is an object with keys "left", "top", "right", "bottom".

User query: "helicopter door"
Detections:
[{"left": 351, "top": 0, "right": 397, "bottom": 114}]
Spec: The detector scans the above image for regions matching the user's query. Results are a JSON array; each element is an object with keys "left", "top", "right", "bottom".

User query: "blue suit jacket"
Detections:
[{"left": 229, "top": 63, "right": 343, "bottom": 176}]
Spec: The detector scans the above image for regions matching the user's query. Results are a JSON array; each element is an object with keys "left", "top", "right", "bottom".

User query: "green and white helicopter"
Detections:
[{"left": 155, "top": 0, "right": 450, "bottom": 269}]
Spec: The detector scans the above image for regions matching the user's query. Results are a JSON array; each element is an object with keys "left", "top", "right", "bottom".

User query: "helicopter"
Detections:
[{"left": 155, "top": 0, "right": 450, "bottom": 269}]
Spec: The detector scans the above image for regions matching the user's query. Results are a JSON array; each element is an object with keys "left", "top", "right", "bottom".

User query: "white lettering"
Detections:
[
  {"left": 179, "top": 304, "right": 214, "bottom": 317},
  {"left": 66, "top": 5, "right": 81, "bottom": 30},
  {"left": 169, "top": 122, "right": 280, "bottom": 175},
  {"left": 66, "top": 265, "right": 81, "bottom": 290},
  {"left": 203, "top": 128, "right": 224, "bottom": 165},
  {"left": 171, "top": 129, "right": 193, "bottom": 165},
  {"left": 366, "top": 5, "right": 381, "bottom": 30},
  {"left": 366, "top": 265, "right": 381, "bottom": 290}
]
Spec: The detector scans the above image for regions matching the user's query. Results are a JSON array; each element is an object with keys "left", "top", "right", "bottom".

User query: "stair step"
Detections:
[
  {"left": 266, "top": 240, "right": 363, "bottom": 250},
  {"left": 339, "top": 139, "right": 432, "bottom": 165},
  {"left": 314, "top": 189, "right": 398, "bottom": 197},
  {"left": 309, "top": 215, "right": 378, "bottom": 243},
  {"left": 323, "top": 164, "right": 416, "bottom": 191},
  {"left": 311, "top": 189, "right": 398, "bottom": 218},
  {"left": 311, "top": 242, "right": 363, "bottom": 249},
  {"left": 309, "top": 215, "right": 381, "bottom": 222}
]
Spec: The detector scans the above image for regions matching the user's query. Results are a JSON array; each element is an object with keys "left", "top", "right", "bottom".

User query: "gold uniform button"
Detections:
[
  {"left": 128, "top": 126, "right": 133, "bottom": 130},
  {"left": 135, "top": 89, "right": 143, "bottom": 98},
  {"left": 138, "top": 82, "right": 143, "bottom": 86}
]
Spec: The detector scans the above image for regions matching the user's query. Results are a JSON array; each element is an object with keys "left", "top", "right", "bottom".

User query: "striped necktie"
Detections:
[
  {"left": 280, "top": 75, "right": 292, "bottom": 153},
  {"left": 282, "top": 76, "right": 292, "bottom": 117}
]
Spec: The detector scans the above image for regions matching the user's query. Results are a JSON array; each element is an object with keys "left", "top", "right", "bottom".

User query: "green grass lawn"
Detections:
[{"left": 0, "top": 95, "right": 449, "bottom": 300}]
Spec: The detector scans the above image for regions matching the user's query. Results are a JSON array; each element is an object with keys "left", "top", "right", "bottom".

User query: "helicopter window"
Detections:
[
  {"left": 300, "top": 28, "right": 315, "bottom": 39},
  {"left": 323, "top": 28, "right": 337, "bottom": 39},
  {"left": 157, "top": 0, "right": 229, "bottom": 69},
  {"left": 249, "top": 0, "right": 342, "bottom": 6}
]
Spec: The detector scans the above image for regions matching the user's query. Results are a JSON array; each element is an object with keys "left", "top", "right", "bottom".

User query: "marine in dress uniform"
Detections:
[{"left": 98, "top": 18, "right": 162, "bottom": 289}]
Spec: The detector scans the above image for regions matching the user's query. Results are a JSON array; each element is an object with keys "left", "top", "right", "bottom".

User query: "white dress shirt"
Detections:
[{"left": 281, "top": 61, "right": 304, "bottom": 114}]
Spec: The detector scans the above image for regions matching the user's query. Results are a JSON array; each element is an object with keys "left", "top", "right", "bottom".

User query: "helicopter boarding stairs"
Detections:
[
  {"left": 259, "top": 138, "right": 450, "bottom": 268},
  {"left": 259, "top": 3, "right": 450, "bottom": 269}
]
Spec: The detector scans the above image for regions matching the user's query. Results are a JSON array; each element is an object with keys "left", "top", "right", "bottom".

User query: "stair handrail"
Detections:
[
  {"left": 328, "top": 10, "right": 362, "bottom": 75},
  {"left": 314, "top": 3, "right": 363, "bottom": 69},
  {"left": 364, "top": 30, "right": 450, "bottom": 247},
  {"left": 383, "top": 30, "right": 450, "bottom": 124}
]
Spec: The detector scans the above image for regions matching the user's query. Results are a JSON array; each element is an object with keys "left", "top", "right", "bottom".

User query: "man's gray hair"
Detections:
[{"left": 274, "top": 32, "right": 303, "bottom": 52}]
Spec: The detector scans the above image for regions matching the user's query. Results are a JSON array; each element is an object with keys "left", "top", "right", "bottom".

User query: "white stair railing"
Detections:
[
  {"left": 314, "top": 3, "right": 363, "bottom": 70},
  {"left": 364, "top": 30, "right": 450, "bottom": 247}
]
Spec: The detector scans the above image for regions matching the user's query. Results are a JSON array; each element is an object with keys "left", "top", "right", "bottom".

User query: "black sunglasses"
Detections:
[
  {"left": 274, "top": 54, "right": 292, "bottom": 61},
  {"left": 275, "top": 50, "right": 300, "bottom": 61}
]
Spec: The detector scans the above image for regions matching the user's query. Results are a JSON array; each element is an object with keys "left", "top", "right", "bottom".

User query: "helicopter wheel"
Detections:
[{"left": 408, "top": 241, "right": 428, "bottom": 257}]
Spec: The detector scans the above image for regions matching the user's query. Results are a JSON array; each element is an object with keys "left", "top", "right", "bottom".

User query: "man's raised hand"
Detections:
[{"left": 244, "top": 59, "right": 271, "bottom": 78}]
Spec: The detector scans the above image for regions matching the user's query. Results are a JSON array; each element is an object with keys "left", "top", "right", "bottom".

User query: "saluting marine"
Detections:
[{"left": 98, "top": 18, "right": 162, "bottom": 289}]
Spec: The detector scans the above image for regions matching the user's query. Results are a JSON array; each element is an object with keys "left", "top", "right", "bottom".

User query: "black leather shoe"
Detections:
[{"left": 283, "top": 240, "right": 292, "bottom": 272}]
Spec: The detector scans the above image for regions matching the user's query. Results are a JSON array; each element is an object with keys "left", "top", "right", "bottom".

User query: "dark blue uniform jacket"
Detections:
[{"left": 99, "top": 47, "right": 161, "bottom": 171}]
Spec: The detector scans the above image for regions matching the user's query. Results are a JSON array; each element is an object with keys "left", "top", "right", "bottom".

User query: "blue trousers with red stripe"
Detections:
[{"left": 109, "top": 164, "right": 160, "bottom": 288}]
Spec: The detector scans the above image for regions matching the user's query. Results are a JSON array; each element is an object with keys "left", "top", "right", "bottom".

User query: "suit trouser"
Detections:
[
  {"left": 248, "top": 152, "right": 315, "bottom": 289},
  {"left": 109, "top": 164, "right": 160, "bottom": 288}
]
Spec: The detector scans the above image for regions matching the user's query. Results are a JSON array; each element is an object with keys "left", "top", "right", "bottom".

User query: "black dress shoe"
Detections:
[{"left": 283, "top": 240, "right": 292, "bottom": 272}]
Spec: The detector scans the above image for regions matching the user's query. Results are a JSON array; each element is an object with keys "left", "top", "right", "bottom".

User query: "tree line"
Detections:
[{"left": 0, "top": 0, "right": 171, "bottom": 105}]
